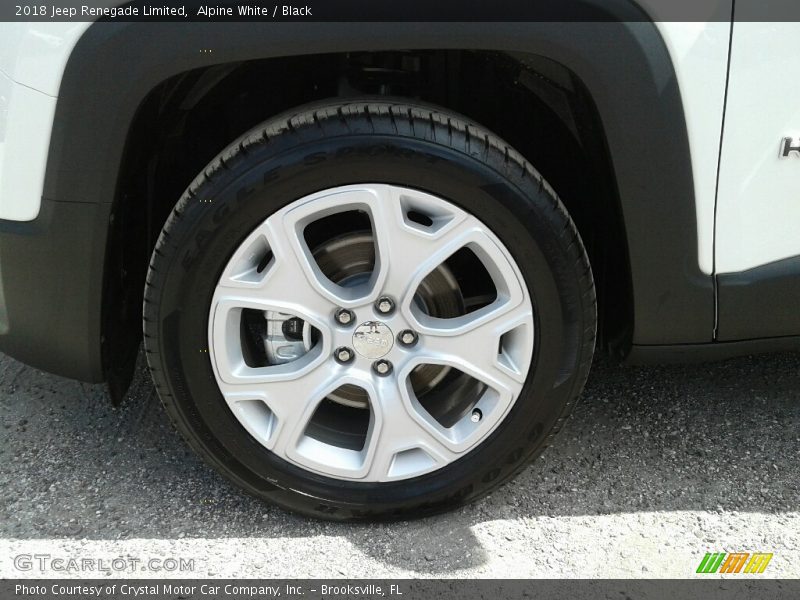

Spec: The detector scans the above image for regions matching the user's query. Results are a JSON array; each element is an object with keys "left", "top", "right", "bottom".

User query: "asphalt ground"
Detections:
[{"left": 1, "top": 350, "right": 798, "bottom": 578}]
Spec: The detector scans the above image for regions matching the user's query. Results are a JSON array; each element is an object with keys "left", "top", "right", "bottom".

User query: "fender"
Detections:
[{"left": 7, "top": 3, "right": 714, "bottom": 382}]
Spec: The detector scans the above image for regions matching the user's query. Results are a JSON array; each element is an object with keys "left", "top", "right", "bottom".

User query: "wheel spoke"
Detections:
[
  {"left": 364, "top": 375, "right": 461, "bottom": 480},
  {"left": 415, "top": 299, "right": 533, "bottom": 395},
  {"left": 214, "top": 217, "right": 337, "bottom": 321},
  {"left": 368, "top": 185, "right": 480, "bottom": 306},
  {"left": 219, "top": 357, "right": 347, "bottom": 455}
]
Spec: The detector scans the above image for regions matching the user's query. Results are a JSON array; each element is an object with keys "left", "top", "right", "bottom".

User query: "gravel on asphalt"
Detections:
[{"left": 1, "top": 350, "right": 798, "bottom": 578}]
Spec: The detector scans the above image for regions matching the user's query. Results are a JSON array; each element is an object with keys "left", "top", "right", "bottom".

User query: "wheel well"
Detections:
[{"left": 107, "top": 49, "right": 632, "bottom": 395}]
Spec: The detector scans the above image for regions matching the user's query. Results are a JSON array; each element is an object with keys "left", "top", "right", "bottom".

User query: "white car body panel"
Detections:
[
  {"left": 0, "top": 68, "right": 58, "bottom": 222},
  {"left": 0, "top": 22, "right": 90, "bottom": 96},
  {"left": 0, "top": 23, "right": 89, "bottom": 221},
  {"left": 715, "top": 22, "right": 800, "bottom": 274}
]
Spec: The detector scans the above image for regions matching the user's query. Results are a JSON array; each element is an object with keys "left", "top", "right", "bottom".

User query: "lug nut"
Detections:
[
  {"left": 375, "top": 296, "right": 395, "bottom": 315},
  {"left": 470, "top": 409, "right": 483, "bottom": 423},
  {"left": 398, "top": 330, "right": 418, "bottom": 347},
  {"left": 335, "top": 347, "right": 354, "bottom": 364},
  {"left": 373, "top": 359, "right": 393, "bottom": 376},
  {"left": 335, "top": 308, "right": 354, "bottom": 326}
]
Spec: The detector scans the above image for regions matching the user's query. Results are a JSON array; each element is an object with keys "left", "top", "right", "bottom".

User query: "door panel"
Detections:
[
  {"left": 716, "top": 22, "right": 800, "bottom": 274},
  {"left": 716, "top": 20, "right": 800, "bottom": 340}
]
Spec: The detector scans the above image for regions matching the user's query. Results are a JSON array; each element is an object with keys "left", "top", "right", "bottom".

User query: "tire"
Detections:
[{"left": 143, "top": 98, "right": 596, "bottom": 520}]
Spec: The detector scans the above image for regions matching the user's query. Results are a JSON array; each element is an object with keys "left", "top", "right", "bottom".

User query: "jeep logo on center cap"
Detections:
[{"left": 352, "top": 321, "right": 394, "bottom": 359}]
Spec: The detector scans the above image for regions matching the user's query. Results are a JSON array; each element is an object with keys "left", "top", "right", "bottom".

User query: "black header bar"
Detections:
[{"left": 2, "top": 0, "right": 800, "bottom": 22}]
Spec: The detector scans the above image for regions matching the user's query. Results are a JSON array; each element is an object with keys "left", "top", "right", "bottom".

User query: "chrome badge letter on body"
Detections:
[{"left": 781, "top": 137, "right": 800, "bottom": 157}]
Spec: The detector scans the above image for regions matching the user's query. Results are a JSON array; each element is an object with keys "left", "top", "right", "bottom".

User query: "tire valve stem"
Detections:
[{"left": 471, "top": 409, "right": 483, "bottom": 423}]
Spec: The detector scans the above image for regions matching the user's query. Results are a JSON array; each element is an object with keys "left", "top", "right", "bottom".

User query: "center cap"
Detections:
[{"left": 352, "top": 321, "right": 394, "bottom": 359}]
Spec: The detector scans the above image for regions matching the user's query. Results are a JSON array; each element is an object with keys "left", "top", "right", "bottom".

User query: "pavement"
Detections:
[{"left": 1, "top": 350, "right": 798, "bottom": 579}]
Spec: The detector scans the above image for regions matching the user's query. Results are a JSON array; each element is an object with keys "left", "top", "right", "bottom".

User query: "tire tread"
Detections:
[{"left": 143, "top": 98, "right": 596, "bottom": 520}]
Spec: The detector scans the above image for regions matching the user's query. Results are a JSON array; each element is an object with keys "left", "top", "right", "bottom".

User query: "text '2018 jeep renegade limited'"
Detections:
[{"left": 0, "top": 0, "right": 798, "bottom": 519}]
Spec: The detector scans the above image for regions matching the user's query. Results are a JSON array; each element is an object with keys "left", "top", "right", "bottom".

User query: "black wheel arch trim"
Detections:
[{"left": 4, "top": 5, "right": 716, "bottom": 382}]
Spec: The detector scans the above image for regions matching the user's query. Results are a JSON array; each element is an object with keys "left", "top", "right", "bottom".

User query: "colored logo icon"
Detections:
[{"left": 696, "top": 552, "right": 773, "bottom": 574}]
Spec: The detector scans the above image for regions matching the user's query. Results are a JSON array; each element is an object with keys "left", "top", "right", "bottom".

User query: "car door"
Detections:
[{"left": 715, "top": 18, "right": 800, "bottom": 340}]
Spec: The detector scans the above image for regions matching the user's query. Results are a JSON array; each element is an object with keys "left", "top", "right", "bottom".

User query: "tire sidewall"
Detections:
[{"left": 152, "top": 133, "right": 587, "bottom": 518}]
